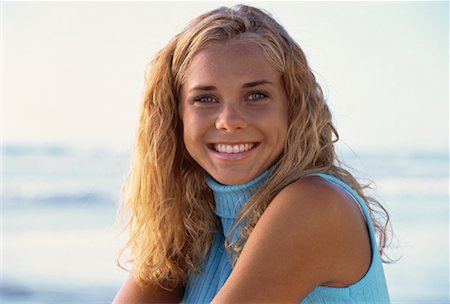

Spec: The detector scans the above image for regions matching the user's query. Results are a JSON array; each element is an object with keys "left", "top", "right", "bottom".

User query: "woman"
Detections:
[{"left": 114, "top": 5, "right": 391, "bottom": 303}]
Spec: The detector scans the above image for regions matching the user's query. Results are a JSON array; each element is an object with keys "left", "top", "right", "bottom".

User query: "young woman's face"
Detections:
[{"left": 179, "top": 40, "right": 289, "bottom": 185}]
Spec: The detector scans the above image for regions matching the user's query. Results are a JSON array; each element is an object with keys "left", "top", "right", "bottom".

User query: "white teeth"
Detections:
[{"left": 214, "top": 143, "right": 255, "bottom": 153}]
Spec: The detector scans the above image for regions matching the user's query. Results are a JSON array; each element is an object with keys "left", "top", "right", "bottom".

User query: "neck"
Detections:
[{"left": 205, "top": 169, "right": 272, "bottom": 219}]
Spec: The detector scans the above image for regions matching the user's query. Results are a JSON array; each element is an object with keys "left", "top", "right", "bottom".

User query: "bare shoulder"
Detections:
[
  {"left": 113, "top": 273, "right": 185, "bottom": 304},
  {"left": 273, "top": 175, "right": 364, "bottom": 223},
  {"left": 212, "top": 175, "right": 371, "bottom": 303},
  {"left": 262, "top": 175, "right": 372, "bottom": 286}
]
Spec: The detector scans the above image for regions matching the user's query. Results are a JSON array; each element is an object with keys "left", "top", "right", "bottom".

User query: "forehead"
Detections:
[{"left": 183, "top": 40, "right": 281, "bottom": 85}]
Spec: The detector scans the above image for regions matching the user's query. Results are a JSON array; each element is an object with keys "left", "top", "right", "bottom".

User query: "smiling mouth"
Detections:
[{"left": 210, "top": 143, "right": 258, "bottom": 154}]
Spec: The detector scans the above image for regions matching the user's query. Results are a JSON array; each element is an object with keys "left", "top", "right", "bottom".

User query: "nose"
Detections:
[{"left": 215, "top": 103, "right": 248, "bottom": 132}]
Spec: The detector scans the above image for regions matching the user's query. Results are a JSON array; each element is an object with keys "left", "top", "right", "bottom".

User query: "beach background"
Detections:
[{"left": 2, "top": 2, "right": 448, "bottom": 303}]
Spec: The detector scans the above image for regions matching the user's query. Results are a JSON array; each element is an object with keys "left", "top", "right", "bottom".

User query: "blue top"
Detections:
[{"left": 182, "top": 170, "right": 390, "bottom": 303}]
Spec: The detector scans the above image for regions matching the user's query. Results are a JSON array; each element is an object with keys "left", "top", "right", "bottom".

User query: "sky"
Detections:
[{"left": 2, "top": 1, "right": 449, "bottom": 153}]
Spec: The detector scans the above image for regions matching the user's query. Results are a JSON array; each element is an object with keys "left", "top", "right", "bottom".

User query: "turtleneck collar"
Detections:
[{"left": 205, "top": 169, "right": 272, "bottom": 219}]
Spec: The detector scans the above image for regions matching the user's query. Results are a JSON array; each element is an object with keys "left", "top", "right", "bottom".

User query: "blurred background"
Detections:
[{"left": 2, "top": 1, "right": 448, "bottom": 303}]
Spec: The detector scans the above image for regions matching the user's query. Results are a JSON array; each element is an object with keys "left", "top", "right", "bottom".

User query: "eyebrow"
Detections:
[
  {"left": 242, "top": 80, "right": 273, "bottom": 88},
  {"left": 189, "top": 79, "right": 273, "bottom": 93}
]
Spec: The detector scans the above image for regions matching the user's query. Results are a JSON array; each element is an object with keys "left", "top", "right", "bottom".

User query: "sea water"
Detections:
[{"left": 1, "top": 145, "right": 448, "bottom": 303}]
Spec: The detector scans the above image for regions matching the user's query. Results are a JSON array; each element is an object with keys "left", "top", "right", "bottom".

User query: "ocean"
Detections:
[{"left": 2, "top": 144, "right": 449, "bottom": 303}]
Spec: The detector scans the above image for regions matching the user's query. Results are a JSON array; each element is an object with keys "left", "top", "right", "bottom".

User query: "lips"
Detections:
[{"left": 211, "top": 143, "right": 257, "bottom": 154}]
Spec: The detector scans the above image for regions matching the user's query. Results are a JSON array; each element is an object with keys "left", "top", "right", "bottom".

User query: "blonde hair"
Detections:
[{"left": 118, "top": 5, "right": 392, "bottom": 290}]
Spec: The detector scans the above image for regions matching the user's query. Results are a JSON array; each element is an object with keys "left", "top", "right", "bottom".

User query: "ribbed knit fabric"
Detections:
[{"left": 182, "top": 170, "right": 390, "bottom": 303}]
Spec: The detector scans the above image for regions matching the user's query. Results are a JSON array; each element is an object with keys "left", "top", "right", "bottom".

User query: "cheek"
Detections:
[
  {"left": 181, "top": 111, "right": 204, "bottom": 145},
  {"left": 275, "top": 110, "right": 289, "bottom": 149},
  {"left": 179, "top": 109, "right": 195, "bottom": 152},
  {"left": 182, "top": 127, "right": 198, "bottom": 162},
  {"left": 182, "top": 124, "right": 195, "bottom": 150}
]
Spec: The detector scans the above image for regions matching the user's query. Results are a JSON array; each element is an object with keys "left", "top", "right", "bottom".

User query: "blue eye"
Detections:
[
  {"left": 194, "top": 96, "right": 217, "bottom": 103},
  {"left": 248, "top": 92, "right": 267, "bottom": 101}
]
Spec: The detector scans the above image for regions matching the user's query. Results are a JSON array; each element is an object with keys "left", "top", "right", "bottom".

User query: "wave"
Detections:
[
  {"left": 0, "top": 278, "right": 117, "bottom": 303},
  {"left": 376, "top": 176, "right": 448, "bottom": 199},
  {"left": 3, "top": 191, "right": 116, "bottom": 207},
  {"left": 2, "top": 143, "right": 131, "bottom": 157},
  {"left": 3, "top": 143, "right": 447, "bottom": 205},
  {"left": 2, "top": 144, "right": 73, "bottom": 156}
]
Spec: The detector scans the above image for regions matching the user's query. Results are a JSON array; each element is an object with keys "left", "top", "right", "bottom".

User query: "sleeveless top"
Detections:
[{"left": 182, "top": 169, "right": 390, "bottom": 303}]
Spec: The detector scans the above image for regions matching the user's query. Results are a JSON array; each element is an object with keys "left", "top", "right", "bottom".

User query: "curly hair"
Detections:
[{"left": 117, "top": 4, "right": 392, "bottom": 291}]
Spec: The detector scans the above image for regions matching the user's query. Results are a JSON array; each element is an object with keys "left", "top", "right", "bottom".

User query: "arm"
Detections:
[
  {"left": 113, "top": 274, "right": 185, "bottom": 304},
  {"left": 212, "top": 176, "right": 371, "bottom": 303}
]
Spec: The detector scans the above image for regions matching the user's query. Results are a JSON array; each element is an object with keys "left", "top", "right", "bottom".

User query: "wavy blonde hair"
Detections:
[{"left": 118, "top": 4, "right": 392, "bottom": 291}]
